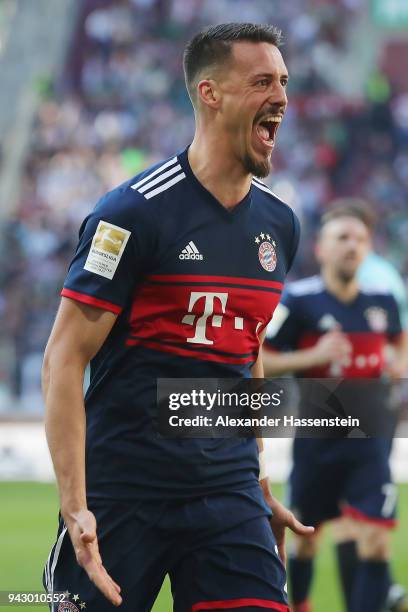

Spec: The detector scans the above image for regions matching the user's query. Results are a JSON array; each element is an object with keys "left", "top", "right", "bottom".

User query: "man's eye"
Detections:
[
  {"left": 256, "top": 79, "right": 270, "bottom": 87},
  {"left": 281, "top": 79, "right": 288, "bottom": 87}
]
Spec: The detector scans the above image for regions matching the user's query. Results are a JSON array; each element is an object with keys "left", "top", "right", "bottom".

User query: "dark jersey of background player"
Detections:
[
  {"left": 62, "top": 146, "right": 300, "bottom": 501},
  {"left": 264, "top": 273, "right": 402, "bottom": 483},
  {"left": 264, "top": 274, "right": 403, "bottom": 612},
  {"left": 265, "top": 274, "right": 401, "bottom": 379}
]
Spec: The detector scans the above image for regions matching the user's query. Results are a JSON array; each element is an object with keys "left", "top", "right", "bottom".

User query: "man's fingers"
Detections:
[
  {"left": 100, "top": 564, "right": 122, "bottom": 593},
  {"left": 86, "top": 560, "right": 122, "bottom": 606},
  {"left": 110, "top": 577, "right": 122, "bottom": 592},
  {"left": 74, "top": 529, "right": 122, "bottom": 604},
  {"left": 90, "top": 538, "right": 103, "bottom": 566},
  {"left": 288, "top": 513, "right": 315, "bottom": 536}
]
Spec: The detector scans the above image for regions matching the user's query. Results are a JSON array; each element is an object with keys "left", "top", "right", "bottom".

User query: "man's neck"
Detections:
[
  {"left": 322, "top": 269, "right": 360, "bottom": 303},
  {"left": 188, "top": 131, "right": 253, "bottom": 209}
]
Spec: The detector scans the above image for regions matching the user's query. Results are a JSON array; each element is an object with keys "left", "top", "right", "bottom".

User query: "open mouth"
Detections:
[{"left": 255, "top": 115, "right": 282, "bottom": 148}]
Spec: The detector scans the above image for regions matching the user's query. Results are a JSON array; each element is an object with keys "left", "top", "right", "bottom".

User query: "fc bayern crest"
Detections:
[
  {"left": 255, "top": 233, "right": 277, "bottom": 272},
  {"left": 364, "top": 307, "right": 388, "bottom": 333}
]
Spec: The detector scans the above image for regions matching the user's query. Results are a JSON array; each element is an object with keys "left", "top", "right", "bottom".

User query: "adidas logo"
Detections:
[{"left": 179, "top": 241, "right": 203, "bottom": 260}]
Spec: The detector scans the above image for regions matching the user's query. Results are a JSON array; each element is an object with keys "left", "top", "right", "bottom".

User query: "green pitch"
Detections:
[{"left": 1, "top": 482, "right": 407, "bottom": 611}]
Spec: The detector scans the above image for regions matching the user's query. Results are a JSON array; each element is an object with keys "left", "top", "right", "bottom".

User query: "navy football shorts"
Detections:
[
  {"left": 289, "top": 438, "right": 397, "bottom": 528},
  {"left": 43, "top": 485, "right": 288, "bottom": 612}
]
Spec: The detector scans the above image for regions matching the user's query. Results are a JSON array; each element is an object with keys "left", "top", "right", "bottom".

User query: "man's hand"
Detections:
[
  {"left": 311, "top": 329, "right": 352, "bottom": 367},
  {"left": 64, "top": 509, "right": 122, "bottom": 607},
  {"left": 384, "top": 359, "right": 407, "bottom": 380},
  {"left": 260, "top": 478, "right": 314, "bottom": 564}
]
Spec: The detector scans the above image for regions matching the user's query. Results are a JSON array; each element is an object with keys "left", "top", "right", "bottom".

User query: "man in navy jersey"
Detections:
[
  {"left": 42, "top": 23, "right": 313, "bottom": 612},
  {"left": 263, "top": 204, "right": 408, "bottom": 612},
  {"left": 325, "top": 200, "right": 408, "bottom": 612}
]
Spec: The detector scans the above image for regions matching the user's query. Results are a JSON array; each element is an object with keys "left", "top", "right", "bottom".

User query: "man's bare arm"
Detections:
[
  {"left": 263, "top": 329, "right": 352, "bottom": 377},
  {"left": 42, "top": 297, "right": 122, "bottom": 606},
  {"left": 386, "top": 330, "right": 408, "bottom": 378}
]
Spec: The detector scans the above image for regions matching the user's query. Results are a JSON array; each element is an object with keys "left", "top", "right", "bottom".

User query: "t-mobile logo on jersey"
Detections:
[{"left": 182, "top": 291, "right": 245, "bottom": 345}]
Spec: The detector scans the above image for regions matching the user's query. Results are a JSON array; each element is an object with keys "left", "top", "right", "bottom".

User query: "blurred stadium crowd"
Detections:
[{"left": 1, "top": 0, "right": 408, "bottom": 410}]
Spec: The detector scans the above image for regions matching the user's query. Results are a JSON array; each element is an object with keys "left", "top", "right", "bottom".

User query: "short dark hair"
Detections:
[
  {"left": 183, "top": 23, "right": 282, "bottom": 104},
  {"left": 320, "top": 198, "right": 376, "bottom": 233}
]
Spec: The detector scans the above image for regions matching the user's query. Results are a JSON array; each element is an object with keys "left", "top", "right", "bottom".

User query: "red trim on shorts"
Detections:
[
  {"left": 191, "top": 598, "right": 289, "bottom": 611},
  {"left": 342, "top": 504, "right": 397, "bottom": 528},
  {"left": 61, "top": 288, "right": 122, "bottom": 315}
]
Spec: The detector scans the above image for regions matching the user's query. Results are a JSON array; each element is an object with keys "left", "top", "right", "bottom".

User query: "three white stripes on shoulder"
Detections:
[
  {"left": 131, "top": 157, "right": 185, "bottom": 199},
  {"left": 130, "top": 155, "right": 276, "bottom": 200}
]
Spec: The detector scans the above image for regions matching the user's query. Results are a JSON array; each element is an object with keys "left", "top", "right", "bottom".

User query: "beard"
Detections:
[
  {"left": 242, "top": 150, "right": 272, "bottom": 178},
  {"left": 336, "top": 268, "right": 357, "bottom": 284}
]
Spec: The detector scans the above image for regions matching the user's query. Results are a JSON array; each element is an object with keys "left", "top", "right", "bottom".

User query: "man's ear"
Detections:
[{"left": 197, "top": 79, "right": 221, "bottom": 110}]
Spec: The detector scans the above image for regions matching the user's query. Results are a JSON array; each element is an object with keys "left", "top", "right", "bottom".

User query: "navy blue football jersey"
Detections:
[
  {"left": 61, "top": 147, "right": 300, "bottom": 499},
  {"left": 267, "top": 278, "right": 401, "bottom": 528},
  {"left": 265, "top": 275, "right": 402, "bottom": 378}
]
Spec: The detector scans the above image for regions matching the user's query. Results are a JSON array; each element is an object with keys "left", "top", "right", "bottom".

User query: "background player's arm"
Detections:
[
  {"left": 397, "top": 330, "right": 408, "bottom": 370},
  {"left": 262, "top": 298, "right": 351, "bottom": 376},
  {"left": 263, "top": 329, "right": 352, "bottom": 376},
  {"left": 386, "top": 330, "right": 408, "bottom": 378},
  {"left": 42, "top": 297, "right": 122, "bottom": 606},
  {"left": 382, "top": 293, "right": 408, "bottom": 378}
]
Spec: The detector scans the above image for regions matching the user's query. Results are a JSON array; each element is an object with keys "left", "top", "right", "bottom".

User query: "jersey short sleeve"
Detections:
[
  {"left": 264, "top": 290, "right": 303, "bottom": 351},
  {"left": 286, "top": 210, "right": 301, "bottom": 274},
  {"left": 385, "top": 294, "right": 403, "bottom": 340},
  {"left": 62, "top": 186, "right": 152, "bottom": 314}
]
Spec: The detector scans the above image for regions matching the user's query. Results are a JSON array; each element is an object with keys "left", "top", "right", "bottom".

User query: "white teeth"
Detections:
[{"left": 260, "top": 115, "right": 282, "bottom": 124}]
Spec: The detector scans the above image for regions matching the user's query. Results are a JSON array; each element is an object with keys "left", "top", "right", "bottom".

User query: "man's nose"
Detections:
[{"left": 267, "top": 85, "right": 287, "bottom": 110}]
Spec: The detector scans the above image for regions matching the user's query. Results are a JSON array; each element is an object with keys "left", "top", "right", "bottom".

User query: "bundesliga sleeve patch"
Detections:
[{"left": 84, "top": 220, "right": 131, "bottom": 280}]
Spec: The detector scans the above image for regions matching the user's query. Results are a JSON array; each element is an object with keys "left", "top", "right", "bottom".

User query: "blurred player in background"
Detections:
[
  {"left": 42, "top": 23, "right": 313, "bottom": 612},
  {"left": 331, "top": 200, "right": 408, "bottom": 612},
  {"left": 263, "top": 203, "right": 408, "bottom": 612}
]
